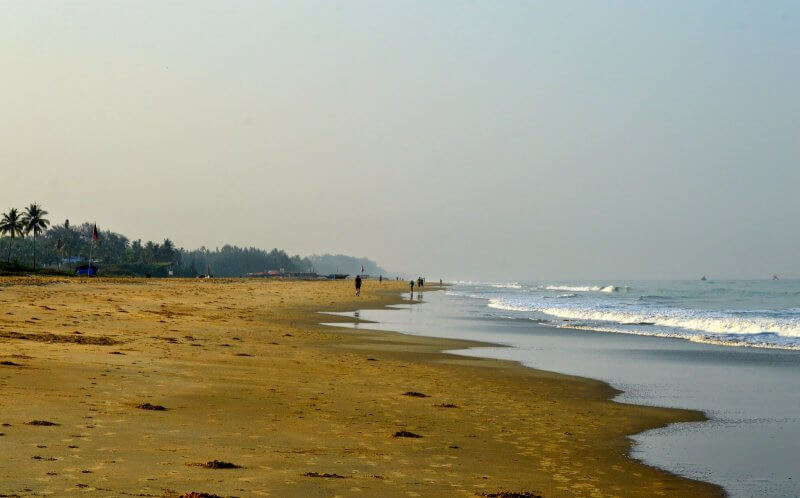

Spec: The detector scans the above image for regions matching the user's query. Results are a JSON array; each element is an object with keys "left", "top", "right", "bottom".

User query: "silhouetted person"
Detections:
[
  {"left": 410, "top": 279, "right": 414, "bottom": 294},
  {"left": 379, "top": 275, "right": 382, "bottom": 283},
  {"left": 355, "top": 275, "right": 362, "bottom": 296}
]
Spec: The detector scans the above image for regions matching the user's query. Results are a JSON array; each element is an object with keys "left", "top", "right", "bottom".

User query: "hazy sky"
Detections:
[{"left": 2, "top": 1, "right": 798, "bottom": 280}]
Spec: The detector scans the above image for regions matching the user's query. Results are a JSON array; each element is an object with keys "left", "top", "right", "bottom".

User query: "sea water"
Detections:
[
  {"left": 323, "top": 280, "right": 800, "bottom": 497},
  {"left": 455, "top": 279, "right": 800, "bottom": 349}
]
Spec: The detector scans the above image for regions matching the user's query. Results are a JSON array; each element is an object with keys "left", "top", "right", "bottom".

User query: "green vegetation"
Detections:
[
  {"left": 0, "top": 205, "right": 388, "bottom": 277},
  {"left": 0, "top": 208, "right": 24, "bottom": 262},
  {"left": 307, "top": 254, "right": 386, "bottom": 276},
  {"left": 21, "top": 203, "right": 50, "bottom": 269}
]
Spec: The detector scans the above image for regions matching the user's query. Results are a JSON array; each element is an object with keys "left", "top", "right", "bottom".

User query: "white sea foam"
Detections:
[
  {"left": 491, "top": 283, "right": 523, "bottom": 289},
  {"left": 543, "top": 285, "right": 620, "bottom": 293},
  {"left": 487, "top": 299, "right": 536, "bottom": 312},
  {"left": 488, "top": 296, "right": 800, "bottom": 340},
  {"left": 563, "top": 324, "right": 800, "bottom": 350},
  {"left": 465, "top": 280, "right": 800, "bottom": 350},
  {"left": 538, "top": 307, "right": 800, "bottom": 338},
  {"left": 453, "top": 280, "right": 523, "bottom": 289},
  {"left": 687, "top": 335, "right": 800, "bottom": 350}
]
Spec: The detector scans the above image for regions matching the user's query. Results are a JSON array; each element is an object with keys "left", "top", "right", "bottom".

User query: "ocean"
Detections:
[
  {"left": 323, "top": 280, "right": 800, "bottom": 497},
  {"left": 455, "top": 279, "right": 800, "bottom": 350}
]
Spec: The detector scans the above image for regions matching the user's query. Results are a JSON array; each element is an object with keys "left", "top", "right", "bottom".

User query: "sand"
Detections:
[{"left": 0, "top": 277, "right": 723, "bottom": 497}]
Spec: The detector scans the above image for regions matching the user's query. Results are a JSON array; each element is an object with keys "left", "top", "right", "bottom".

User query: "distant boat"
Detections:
[
  {"left": 773, "top": 274, "right": 780, "bottom": 280},
  {"left": 701, "top": 275, "right": 707, "bottom": 281}
]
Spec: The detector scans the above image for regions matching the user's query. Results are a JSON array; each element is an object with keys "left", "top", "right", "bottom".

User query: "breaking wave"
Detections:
[
  {"left": 488, "top": 299, "right": 537, "bottom": 312},
  {"left": 542, "top": 285, "right": 622, "bottom": 293},
  {"left": 491, "top": 283, "right": 523, "bottom": 289},
  {"left": 485, "top": 293, "right": 800, "bottom": 349},
  {"left": 538, "top": 307, "right": 800, "bottom": 338}
]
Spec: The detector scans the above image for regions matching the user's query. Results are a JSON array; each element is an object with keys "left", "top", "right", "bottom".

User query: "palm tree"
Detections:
[
  {"left": 161, "top": 238, "right": 175, "bottom": 263},
  {"left": 21, "top": 204, "right": 50, "bottom": 269},
  {"left": 144, "top": 240, "right": 156, "bottom": 264},
  {"left": 0, "top": 208, "right": 25, "bottom": 263}
]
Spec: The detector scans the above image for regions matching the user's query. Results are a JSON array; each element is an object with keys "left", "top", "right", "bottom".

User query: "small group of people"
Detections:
[{"left": 356, "top": 274, "right": 440, "bottom": 297}]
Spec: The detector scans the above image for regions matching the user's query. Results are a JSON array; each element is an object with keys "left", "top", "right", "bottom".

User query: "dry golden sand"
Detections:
[{"left": 0, "top": 277, "right": 723, "bottom": 497}]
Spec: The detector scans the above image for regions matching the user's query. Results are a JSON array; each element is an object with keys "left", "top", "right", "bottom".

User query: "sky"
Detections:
[{"left": 1, "top": 1, "right": 798, "bottom": 281}]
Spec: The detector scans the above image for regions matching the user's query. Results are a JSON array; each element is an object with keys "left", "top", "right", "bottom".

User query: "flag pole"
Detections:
[{"left": 88, "top": 223, "right": 96, "bottom": 277}]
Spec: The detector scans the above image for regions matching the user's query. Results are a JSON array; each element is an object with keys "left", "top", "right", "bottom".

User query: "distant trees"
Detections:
[
  {"left": 307, "top": 254, "right": 387, "bottom": 276},
  {"left": 160, "top": 239, "right": 176, "bottom": 264},
  {"left": 0, "top": 208, "right": 24, "bottom": 262},
  {"left": 1, "top": 219, "right": 321, "bottom": 276},
  {"left": 130, "top": 239, "right": 143, "bottom": 262},
  {"left": 0, "top": 206, "right": 388, "bottom": 277},
  {"left": 21, "top": 204, "right": 50, "bottom": 269},
  {"left": 180, "top": 245, "right": 313, "bottom": 277},
  {"left": 45, "top": 221, "right": 93, "bottom": 266}
]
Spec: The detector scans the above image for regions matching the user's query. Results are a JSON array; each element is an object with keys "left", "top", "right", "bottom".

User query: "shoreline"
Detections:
[
  {"left": 321, "top": 289, "right": 729, "bottom": 494},
  {"left": 0, "top": 277, "right": 724, "bottom": 496}
]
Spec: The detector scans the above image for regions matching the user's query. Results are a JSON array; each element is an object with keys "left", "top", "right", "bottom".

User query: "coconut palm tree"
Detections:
[
  {"left": 0, "top": 208, "right": 25, "bottom": 263},
  {"left": 21, "top": 204, "right": 50, "bottom": 269},
  {"left": 160, "top": 238, "right": 175, "bottom": 262}
]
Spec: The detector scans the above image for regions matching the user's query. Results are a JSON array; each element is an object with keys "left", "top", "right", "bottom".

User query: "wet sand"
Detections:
[{"left": 0, "top": 277, "right": 723, "bottom": 497}]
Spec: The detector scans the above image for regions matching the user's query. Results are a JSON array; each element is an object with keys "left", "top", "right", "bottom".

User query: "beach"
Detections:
[
  {"left": 327, "top": 284, "right": 800, "bottom": 496},
  {"left": 0, "top": 277, "right": 722, "bottom": 497}
]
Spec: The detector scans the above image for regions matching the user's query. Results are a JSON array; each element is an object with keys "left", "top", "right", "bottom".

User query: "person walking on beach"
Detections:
[
  {"left": 409, "top": 279, "right": 414, "bottom": 294},
  {"left": 355, "top": 275, "right": 362, "bottom": 296}
]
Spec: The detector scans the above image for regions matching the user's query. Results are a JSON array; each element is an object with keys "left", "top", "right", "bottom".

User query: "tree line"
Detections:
[{"left": 1, "top": 204, "right": 387, "bottom": 277}]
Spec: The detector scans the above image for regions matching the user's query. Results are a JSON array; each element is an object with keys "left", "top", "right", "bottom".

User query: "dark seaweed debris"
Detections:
[
  {"left": 479, "top": 492, "right": 543, "bottom": 498},
  {"left": 191, "top": 460, "right": 241, "bottom": 469},
  {"left": 1, "top": 330, "right": 117, "bottom": 345},
  {"left": 136, "top": 403, "right": 168, "bottom": 411},
  {"left": 392, "top": 430, "right": 422, "bottom": 438},
  {"left": 304, "top": 472, "right": 347, "bottom": 479},
  {"left": 26, "top": 420, "right": 59, "bottom": 426}
]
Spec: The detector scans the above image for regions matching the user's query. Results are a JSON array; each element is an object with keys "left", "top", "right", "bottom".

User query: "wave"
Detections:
[
  {"left": 490, "top": 283, "right": 523, "bottom": 289},
  {"left": 459, "top": 279, "right": 800, "bottom": 350},
  {"left": 565, "top": 325, "right": 800, "bottom": 350},
  {"left": 488, "top": 299, "right": 537, "bottom": 312},
  {"left": 538, "top": 307, "right": 800, "bottom": 338},
  {"left": 452, "top": 280, "right": 524, "bottom": 289},
  {"left": 542, "top": 285, "right": 622, "bottom": 293},
  {"left": 487, "top": 294, "right": 800, "bottom": 350}
]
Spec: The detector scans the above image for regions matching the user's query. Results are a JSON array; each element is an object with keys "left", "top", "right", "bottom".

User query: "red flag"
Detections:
[{"left": 92, "top": 224, "right": 99, "bottom": 242}]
